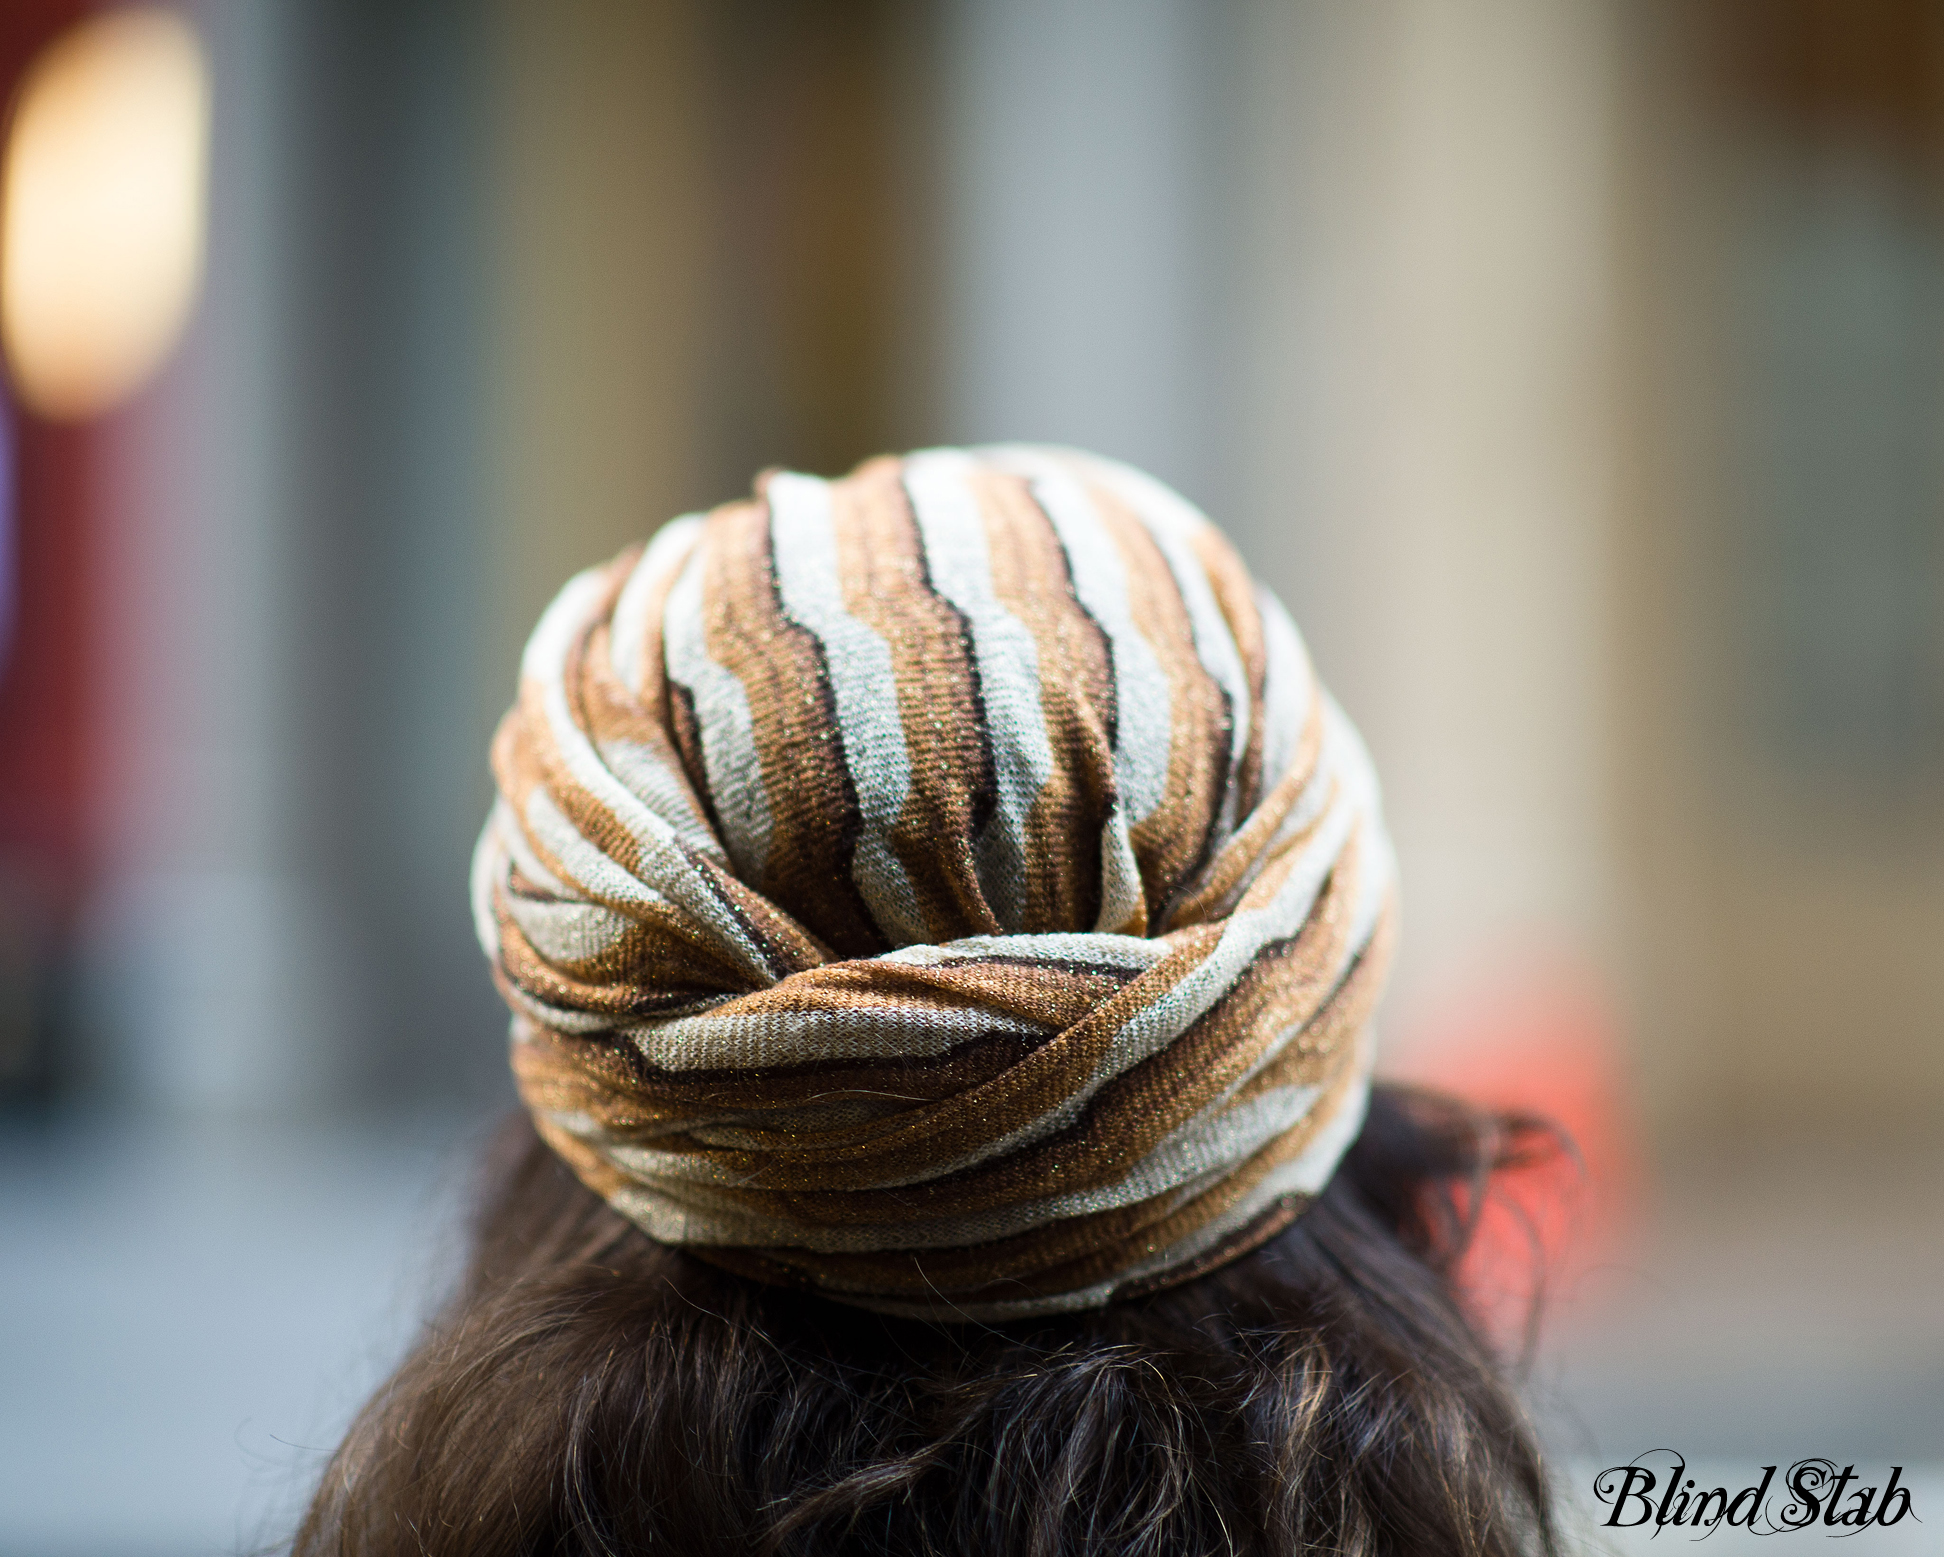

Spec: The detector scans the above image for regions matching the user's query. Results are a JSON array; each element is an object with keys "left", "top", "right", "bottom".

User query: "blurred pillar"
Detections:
[
  {"left": 89, "top": 0, "right": 507, "bottom": 1113},
  {"left": 486, "top": 0, "right": 934, "bottom": 631},
  {"left": 1226, "top": 0, "right": 1622, "bottom": 1022},
  {"left": 700, "top": 0, "right": 938, "bottom": 483},
  {"left": 84, "top": 0, "right": 355, "bottom": 1112},
  {"left": 936, "top": 0, "right": 1220, "bottom": 503},
  {"left": 1616, "top": 0, "right": 1944, "bottom": 1143},
  {"left": 277, "top": 0, "right": 501, "bottom": 1106},
  {"left": 486, "top": 0, "right": 713, "bottom": 652}
]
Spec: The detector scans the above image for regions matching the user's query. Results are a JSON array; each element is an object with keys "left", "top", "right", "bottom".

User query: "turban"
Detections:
[{"left": 473, "top": 446, "right": 1396, "bottom": 1319}]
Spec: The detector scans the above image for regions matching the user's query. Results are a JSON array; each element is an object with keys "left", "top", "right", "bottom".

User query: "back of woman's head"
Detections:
[
  {"left": 299, "top": 448, "right": 1563, "bottom": 1555},
  {"left": 295, "top": 1085, "right": 1559, "bottom": 1557}
]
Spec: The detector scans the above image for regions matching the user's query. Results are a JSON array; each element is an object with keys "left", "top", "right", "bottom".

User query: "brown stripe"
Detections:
[
  {"left": 1166, "top": 692, "right": 1326, "bottom": 929},
  {"left": 832, "top": 457, "right": 1001, "bottom": 941},
  {"left": 1085, "top": 483, "right": 1230, "bottom": 921},
  {"left": 515, "top": 1026, "right": 1039, "bottom": 1132},
  {"left": 682, "top": 1044, "right": 1372, "bottom": 1304},
  {"left": 694, "top": 496, "right": 888, "bottom": 957},
  {"left": 972, "top": 467, "right": 1119, "bottom": 934},
  {"left": 1107, "top": 1196, "right": 1306, "bottom": 1303}
]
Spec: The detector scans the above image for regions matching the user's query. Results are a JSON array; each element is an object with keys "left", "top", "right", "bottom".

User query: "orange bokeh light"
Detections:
[{"left": 0, "top": 8, "right": 208, "bottom": 420}]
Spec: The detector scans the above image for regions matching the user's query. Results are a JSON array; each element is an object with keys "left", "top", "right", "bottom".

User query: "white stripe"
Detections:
[
  {"left": 1052, "top": 448, "right": 1255, "bottom": 840},
  {"left": 1094, "top": 790, "right": 1356, "bottom": 1084},
  {"left": 904, "top": 449, "right": 1059, "bottom": 931},
  {"left": 768, "top": 473, "right": 928, "bottom": 945},
  {"left": 505, "top": 990, "right": 613, "bottom": 1037},
  {"left": 1092, "top": 803, "right": 1148, "bottom": 934},
  {"left": 609, "top": 514, "right": 703, "bottom": 697},
  {"left": 623, "top": 998, "right": 1058, "bottom": 1071},
  {"left": 495, "top": 794, "right": 569, "bottom": 896},
  {"left": 1254, "top": 587, "right": 1316, "bottom": 798},
  {"left": 662, "top": 543, "right": 773, "bottom": 880},
  {"left": 876, "top": 929, "right": 1162, "bottom": 973},
  {"left": 522, "top": 787, "right": 670, "bottom": 915},
  {"left": 596, "top": 737, "right": 722, "bottom": 860},
  {"left": 974, "top": 444, "right": 1173, "bottom": 824},
  {"left": 504, "top": 890, "right": 632, "bottom": 967}
]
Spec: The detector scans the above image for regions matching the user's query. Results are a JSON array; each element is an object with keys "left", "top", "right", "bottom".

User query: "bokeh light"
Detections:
[{"left": 0, "top": 9, "right": 208, "bottom": 421}]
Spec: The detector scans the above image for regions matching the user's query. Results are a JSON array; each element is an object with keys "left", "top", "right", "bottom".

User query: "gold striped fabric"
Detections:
[{"left": 473, "top": 446, "right": 1396, "bottom": 1319}]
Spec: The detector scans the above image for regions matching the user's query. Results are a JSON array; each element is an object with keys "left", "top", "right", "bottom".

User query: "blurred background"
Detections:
[{"left": 0, "top": 1, "right": 1938, "bottom": 1552}]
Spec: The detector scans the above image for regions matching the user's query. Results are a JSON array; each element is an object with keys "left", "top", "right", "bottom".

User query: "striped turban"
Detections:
[{"left": 472, "top": 445, "right": 1396, "bottom": 1319}]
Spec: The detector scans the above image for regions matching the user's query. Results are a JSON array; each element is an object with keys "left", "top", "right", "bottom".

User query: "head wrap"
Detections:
[{"left": 473, "top": 445, "right": 1396, "bottom": 1319}]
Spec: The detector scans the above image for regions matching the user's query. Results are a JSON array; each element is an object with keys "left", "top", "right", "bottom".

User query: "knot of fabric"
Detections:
[{"left": 473, "top": 445, "right": 1396, "bottom": 1319}]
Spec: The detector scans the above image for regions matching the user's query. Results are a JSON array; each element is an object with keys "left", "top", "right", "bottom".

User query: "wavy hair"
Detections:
[{"left": 293, "top": 1083, "right": 1561, "bottom": 1557}]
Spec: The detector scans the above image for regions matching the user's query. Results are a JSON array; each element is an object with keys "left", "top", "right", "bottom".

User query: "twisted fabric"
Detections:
[{"left": 473, "top": 445, "right": 1396, "bottom": 1319}]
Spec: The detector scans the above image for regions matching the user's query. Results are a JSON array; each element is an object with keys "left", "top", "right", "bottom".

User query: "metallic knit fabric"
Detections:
[{"left": 472, "top": 445, "right": 1396, "bottom": 1319}]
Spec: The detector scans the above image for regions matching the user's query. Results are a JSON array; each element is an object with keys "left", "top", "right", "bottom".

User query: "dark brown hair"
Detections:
[{"left": 293, "top": 1084, "right": 1562, "bottom": 1556}]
